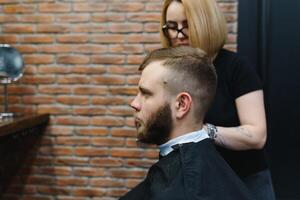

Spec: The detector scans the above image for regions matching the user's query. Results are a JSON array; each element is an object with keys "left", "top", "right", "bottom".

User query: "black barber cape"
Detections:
[{"left": 120, "top": 139, "right": 255, "bottom": 200}]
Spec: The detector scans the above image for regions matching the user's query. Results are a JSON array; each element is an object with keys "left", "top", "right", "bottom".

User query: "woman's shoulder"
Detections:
[
  {"left": 215, "top": 49, "right": 248, "bottom": 65},
  {"left": 214, "top": 49, "right": 254, "bottom": 73}
]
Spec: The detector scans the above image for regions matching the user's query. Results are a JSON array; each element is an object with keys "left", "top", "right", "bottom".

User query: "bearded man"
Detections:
[{"left": 120, "top": 46, "right": 255, "bottom": 200}]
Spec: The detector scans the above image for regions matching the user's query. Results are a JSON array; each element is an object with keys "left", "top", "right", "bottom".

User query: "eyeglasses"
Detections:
[{"left": 162, "top": 23, "right": 189, "bottom": 39}]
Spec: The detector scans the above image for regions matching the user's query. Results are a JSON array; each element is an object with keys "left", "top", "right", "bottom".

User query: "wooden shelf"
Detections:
[{"left": 0, "top": 113, "right": 50, "bottom": 137}]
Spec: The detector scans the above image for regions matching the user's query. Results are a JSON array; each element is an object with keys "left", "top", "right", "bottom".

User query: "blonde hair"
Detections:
[{"left": 160, "top": 0, "right": 227, "bottom": 57}]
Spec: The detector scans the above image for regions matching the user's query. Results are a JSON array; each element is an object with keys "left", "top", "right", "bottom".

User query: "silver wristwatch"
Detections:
[{"left": 206, "top": 123, "right": 218, "bottom": 140}]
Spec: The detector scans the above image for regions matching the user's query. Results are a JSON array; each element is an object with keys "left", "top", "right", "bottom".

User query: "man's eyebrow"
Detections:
[{"left": 139, "top": 86, "right": 152, "bottom": 95}]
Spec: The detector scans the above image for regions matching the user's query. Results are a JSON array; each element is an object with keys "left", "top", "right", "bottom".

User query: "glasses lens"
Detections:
[{"left": 163, "top": 24, "right": 188, "bottom": 39}]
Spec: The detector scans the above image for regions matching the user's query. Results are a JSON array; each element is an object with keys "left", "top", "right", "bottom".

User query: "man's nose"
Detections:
[{"left": 130, "top": 96, "right": 141, "bottom": 111}]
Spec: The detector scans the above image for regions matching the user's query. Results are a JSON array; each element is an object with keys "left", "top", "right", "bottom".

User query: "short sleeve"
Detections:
[{"left": 229, "top": 56, "right": 262, "bottom": 99}]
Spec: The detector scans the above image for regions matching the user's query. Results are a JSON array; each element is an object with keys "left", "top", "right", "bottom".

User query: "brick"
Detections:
[
  {"left": 24, "top": 54, "right": 54, "bottom": 64},
  {"left": 19, "top": 35, "right": 54, "bottom": 44},
  {"left": 91, "top": 34, "right": 126, "bottom": 43},
  {"left": 0, "top": 15, "right": 18, "bottom": 23},
  {"left": 224, "top": 13, "right": 237, "bottom": 23},
  {"left": 127, "top": 75, "right": 140, "bottom": 85},
  {"left": 125, "top": 159, "right": 155, "bottom": 168},
  {"left": 56, "top": 136, "right": 90, "bottom": 146},
  {"left": 57, "top": 96, "right": 90, "bottom": 105},
  {"left": 39, "top": 146, "right": 73, "bottom": 156},
  {"left": 23, "top": 95, "right": 55, "bottom": 104},
  {"left": 109, "top": 44, "right": 143, "bottom": 54},
  {"left": 37, "top": 105, "right": 71, "bottom": 114},
  {"left": 125, "top": 178, "right": 142, "bottom": 188},
  {"left": 23, "top": 196, "right": 52, "bottom": 200},
  {"left": 108, "top": 65, "right": 139, "bottom": 75},
  {"left": 75, "top": 147, "right": 108, "bottom": 157},
  {"left": 73, "top": 3, "right": 107, "bottom": 12},
  {"left": 110, "top": 169, "right": 146, "bottom": 178},
  {"left": 57, "top": 35, "right": 89, "bottom": 43},
  {"left": 109, "top": 86, "right": 137, "bottom": 95},
  {"left": 109, "top": 23, "right": 143, "bottom": 33},
  {"left": 144, "top": 22, "right": 160, "bottom": 32},
  {"left": 74, "top": 127, "right": 109, "bottom": 136},
  {"left": 146, "top": 3, "right": 163, "bottom": 11},
  {"left": 55, "top": 157, "right": 89, "bottom": 166},
  {"left": 39, "top": 3, "right": 71, "bottom": 13},
  {"left": 90, "top": 178, "right": 123, "bottom": 187},
  {"left": 92, "top": 96, "right": 128, "bottom": 105},
  {"left": 91, "top": 75, "right": 125, "bottom": 85},
  {"left": 38, "top": 65, "right": 70, "bottom": 74},
  {"left": 111, "top": 148, "right": 143, "bottom": 158},
  {"left": 25, "top": 176, "right": 56, "bottom": 185},
  {"left": 127, "top": 13, "right": 160, "bottom": 22},
  {"left": 37, "top": 25, "right": 70, "bottom": 33},
  {"left": 57, "top": 75, "right": 89, "bottom": 84},
  {"left": 107, "top": 106, "right": 133, "bottom": 116},
  {"left": 111, "top": 128, "right": 136, "bottom": 137},
  {"left": 127, "top": 34, "right": 160, "bottom": 43},
  {"left": 227, "top": 33, "right": 237, "bottom": 43},
  {"left": 56, "top": 177, "right": 88, "bottom": 186},
  {"left": 73, "top": 86, "right": 108, "bottom": 95},
  {"left": 37, "top": 186, "right": 70, "bottom": 195},
  {"left": 70, "top": 65, "right": 106, "bottom": 74},
  {"left": 91, "top": 117, "right": 124, "bottom": 126},
  {"left": 55, "top": 116, "right": 90, "bottom": 126},
  {"left": 110, "top": 3, "right": 144, "bottom": 12},
  {"left": 57, "top": 55, "right": 90, "bottom": 64},
  {"left": 38, "top": 86, "right": 71, "bottom": 94},
  {"left": 73, "top": 45, "right": 107, "bottom": 54},
  {"left": 127, "top": 55, "right": 145, "bottom": 64},
  {"left": 219, "top": 2, "right": 237, "bottom": 13},
  {"left": 3, "top": 25, "right": 34, "bottom": 33},
  {"left": 145, "top": 44, "right": 162, "bottom": 52},
  {"left": 92, "top": 138, "right": 125, "bottom": 147},
  {"left": 72, "top": 24, "right": 107, "bottom": 33},
  {"left": 73, "top": 188, "right": 105, "bottom": 197},
  {"left": 38, "top": 166, "right": 72, "bottom": 176},
  {"left": 47, "top": 126, "right": 74, "bottom": 136},
  {"left": 0, "top": 34, "right": 18, "bottom": 43},
  {"left": 90, "top": 158, "right": 123, "bottom": 167},
  {"left": 3, "top": 4, "right": 35, "bottom": 13},
  {"left": 73, "top": 106, "right": 106, "bottom": 115},
  {"left": 21, "top": 75, "right": 56, "bottom": 84},
  {"left": 15, "top": 45, "right": 37, "bottom": 53},
  {"left": 107, "top": 188, "right": 129, "bottom": 197},
  {"left": 38, "top": 45, "right": 73, "bottom": 53},
  {"left": 8, "top": 86, "right": 36, "bottom": 94},
  {"left": 73, "top": 167, "right": 105, "bottom": 177},
  {"left": 56, "top": 14, "right": 90, "bottom": 23},
  {"left": 91, "top": 55, "right": 125, "bottom": 64},
  {"left": 92, "top": 14, "right": 125, "bottom": 22},
  {"left": 18, "top": 15, "right": 54, "bottom": 23}
]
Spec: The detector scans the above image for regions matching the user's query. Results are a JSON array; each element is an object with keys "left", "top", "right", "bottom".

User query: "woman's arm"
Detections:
[{"left": 213, "top": 90, "right": 267, "bottom": 150}]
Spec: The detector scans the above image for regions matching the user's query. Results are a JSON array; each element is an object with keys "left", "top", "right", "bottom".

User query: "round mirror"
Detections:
[{"left": 0, "top": 44, "right": 24, "bottom": 83}]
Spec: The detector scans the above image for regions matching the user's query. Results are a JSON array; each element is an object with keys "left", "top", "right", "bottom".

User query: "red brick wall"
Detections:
[{"left": 0, "top": 0, "right": 238, "bottom": 199}]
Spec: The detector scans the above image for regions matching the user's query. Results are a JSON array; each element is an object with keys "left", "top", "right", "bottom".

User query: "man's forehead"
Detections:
[{"left": 138, "top": 61, "right": 169, "bottom": 89}]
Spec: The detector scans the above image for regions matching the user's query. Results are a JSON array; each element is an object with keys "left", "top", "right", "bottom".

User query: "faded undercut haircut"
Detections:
[{"left": 139, "top": 46, "right": 217, "bottom": 122}]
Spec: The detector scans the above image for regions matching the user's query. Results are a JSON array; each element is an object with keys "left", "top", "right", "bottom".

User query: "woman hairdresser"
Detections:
[{"left": 159, "top": 0, "right": 275, "bottom": 199}]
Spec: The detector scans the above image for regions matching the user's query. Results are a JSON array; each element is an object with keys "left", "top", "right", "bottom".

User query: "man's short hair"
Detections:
[{"left": 139, "top": 46, "right": 217, "bottom": 122}]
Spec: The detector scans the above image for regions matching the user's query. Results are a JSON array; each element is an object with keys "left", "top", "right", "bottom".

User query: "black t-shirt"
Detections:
[{"left": 204, "top": 49, "right": 268, "bottom": 177}]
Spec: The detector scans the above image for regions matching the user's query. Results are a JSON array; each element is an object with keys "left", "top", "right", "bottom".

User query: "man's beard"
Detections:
[{"left": 137, "top": 103, "right": 173, "bottom": 145}]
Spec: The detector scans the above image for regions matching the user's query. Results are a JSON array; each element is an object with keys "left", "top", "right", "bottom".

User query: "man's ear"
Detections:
[{"left": 175, "top": 92, "right": 192, "bottom": 119}]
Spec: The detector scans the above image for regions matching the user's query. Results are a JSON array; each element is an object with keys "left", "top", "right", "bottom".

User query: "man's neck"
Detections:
[{"left": 168, "top": 122, "right": 203, "bottom": 141}]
